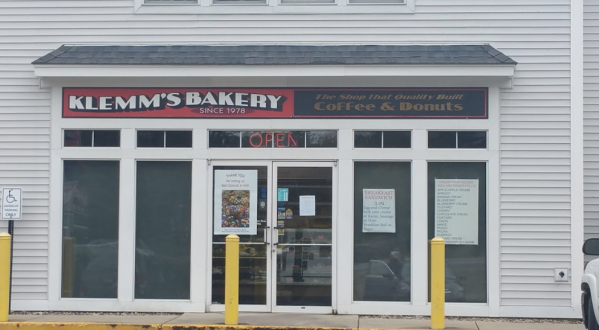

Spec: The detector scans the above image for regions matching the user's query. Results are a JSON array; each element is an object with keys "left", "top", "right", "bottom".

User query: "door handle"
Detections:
[{"left": 264, "top": 226, "right": 270, "bottom": 245}]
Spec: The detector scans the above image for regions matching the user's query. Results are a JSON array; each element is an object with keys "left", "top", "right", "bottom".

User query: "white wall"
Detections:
[{"left": 0, "top": 0, "right": 573, "bottom": 313}]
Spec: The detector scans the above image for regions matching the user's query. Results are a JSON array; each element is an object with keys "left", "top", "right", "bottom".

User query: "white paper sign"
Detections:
[
  {"left": 214, "top": 170, "right": 257, "bottom": 235},
  {"left": 362, "top": 189, "right": 396, "bottom": 233},
  {"left": 2, "top": 188, "right": 22, "bottom": 220},
  {"left": 434, "top": 179, "right": 479, "bottom": 245},
  {"left": 299, "top": 195, "right": 316, "bottom": 216}
]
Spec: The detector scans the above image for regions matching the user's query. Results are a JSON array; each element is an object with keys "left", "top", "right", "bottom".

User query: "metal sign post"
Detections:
[{"left": 1, "top": 188, "right": 22, "bottom": 313}]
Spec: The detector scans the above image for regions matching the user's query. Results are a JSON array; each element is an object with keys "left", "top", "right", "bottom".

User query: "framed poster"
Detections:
[
  {"left": 214, "top": 170, "right": 257, "bottom": 235},
  {"left": 434, "top": 179, "right": 479, "bottom": 245}
]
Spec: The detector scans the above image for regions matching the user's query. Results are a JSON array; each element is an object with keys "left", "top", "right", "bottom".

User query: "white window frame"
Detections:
[{"left": 133, "top": 0, "right": 414, "bottom": 15}]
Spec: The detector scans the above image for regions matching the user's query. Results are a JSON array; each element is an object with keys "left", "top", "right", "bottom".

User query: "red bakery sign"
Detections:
[{"left": 62, "top": 87, "right": 488, "bottom": 119}]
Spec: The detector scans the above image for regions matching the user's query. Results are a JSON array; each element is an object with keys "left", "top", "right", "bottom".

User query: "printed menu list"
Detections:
[
  {"left": 434, "top": 179, "right": 479, "bottom": 245},
  {"left": 362, "top": 189, "right": 396, "bottom": 233}
]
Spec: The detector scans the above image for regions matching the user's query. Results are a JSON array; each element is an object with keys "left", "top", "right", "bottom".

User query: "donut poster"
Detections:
[{"left": 214, "top": 170, "right": 257, "bottom": 235}]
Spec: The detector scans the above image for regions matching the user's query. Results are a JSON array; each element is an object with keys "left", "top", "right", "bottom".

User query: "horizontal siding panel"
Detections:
[{"left": 500, "top": 299, "right": 571, "bottom": 306}]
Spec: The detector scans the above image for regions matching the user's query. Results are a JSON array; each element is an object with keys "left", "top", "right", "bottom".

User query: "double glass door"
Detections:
[{"left": 210, "top": 161, "right": 335, "bottom": 312}]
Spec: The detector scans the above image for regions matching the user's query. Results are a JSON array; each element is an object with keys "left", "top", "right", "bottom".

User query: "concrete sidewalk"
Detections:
[{"left": 3, "top": 313, "right": 585, "bottom": 330}]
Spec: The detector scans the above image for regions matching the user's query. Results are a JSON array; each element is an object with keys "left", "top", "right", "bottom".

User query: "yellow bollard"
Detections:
[
  {"left": 431, "top": 237, "right": 445, "bottom": 330},
  {"left": 61, "top": 237, "right": 75, "bottom": 297},
  {"left": 0, "top": 233, "right": 11, "bottom": 322},
  {"left": 224, "top": 234, "right": 239, "bottom": 325}
]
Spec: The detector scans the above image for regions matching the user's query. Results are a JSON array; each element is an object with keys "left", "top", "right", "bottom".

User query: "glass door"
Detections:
[
  {"left": 210, "top": 162, "right": 272, "bottom": 312},
  {"left": 271, "top": 162, "right": 335, "bottom": 313},
  {"left": 208, "top": 161, "right": 335, "bottom": 313}
]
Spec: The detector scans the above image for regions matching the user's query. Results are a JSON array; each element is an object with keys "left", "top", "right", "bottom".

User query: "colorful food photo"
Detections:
[{"left": 221, "top": 190, "right": 250, "bottom": 228}]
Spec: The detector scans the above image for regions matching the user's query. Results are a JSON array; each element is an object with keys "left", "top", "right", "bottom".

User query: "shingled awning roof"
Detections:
[{"left": 33, "top": 44, "right": 516, "bottom": 66}]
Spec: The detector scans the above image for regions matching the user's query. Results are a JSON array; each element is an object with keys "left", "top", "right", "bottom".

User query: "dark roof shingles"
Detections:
[{"left": 32, "top": 44, "right": 517, "bottom": 66}]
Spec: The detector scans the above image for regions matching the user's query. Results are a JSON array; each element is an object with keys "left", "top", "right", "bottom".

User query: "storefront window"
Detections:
[
  {"left": 428, "top": 162, "right": 487, "bottom": 303},
  {"left": 62, "top": 160, "right": 120, "bottom": 298},
  {"left": 353, "top": 162, "right": 411, "bottom": 302},
  {"left": 135, "top": 161, "right": 192, "bottom": 299}
]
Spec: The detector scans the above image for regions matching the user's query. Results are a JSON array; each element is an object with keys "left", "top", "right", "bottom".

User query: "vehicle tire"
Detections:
[{"left": 589, "top": 299, "right": 599, "bottom": 330}]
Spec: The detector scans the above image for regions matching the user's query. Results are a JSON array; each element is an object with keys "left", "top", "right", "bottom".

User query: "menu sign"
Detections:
[
  {"left": 362, "top": 189, "right": 396, "bottom": 233},
  {"left": 214, "top": 170, "right": 258, "bottom": 235},
  {"left": 63, "top": 87, "right": 487, "bottom": 119},
  {"left": 434, "top": 179, "right": 479, "bottom": 245}
]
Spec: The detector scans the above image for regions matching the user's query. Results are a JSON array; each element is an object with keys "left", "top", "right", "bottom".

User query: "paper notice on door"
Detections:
[{"left": 299, "top": 195, "right": 316, "bottom": 216}]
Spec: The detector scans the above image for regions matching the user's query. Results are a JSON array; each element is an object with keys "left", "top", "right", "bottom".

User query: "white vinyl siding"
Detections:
[
  {"left": 585, "top": 1, "right": 599, "bottom": 262},
  {"left": 0, "top": 0, "right": 571, "bottom": 311}
]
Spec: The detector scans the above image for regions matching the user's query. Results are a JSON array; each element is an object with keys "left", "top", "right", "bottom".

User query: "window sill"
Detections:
[{"left": 134, "top": 0, "right": 414, "bottom": 14}]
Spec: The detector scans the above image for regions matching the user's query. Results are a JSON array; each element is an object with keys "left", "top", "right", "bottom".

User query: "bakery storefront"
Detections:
[{"left": 35, "top": 44, "right": 515, "bottom": 315}]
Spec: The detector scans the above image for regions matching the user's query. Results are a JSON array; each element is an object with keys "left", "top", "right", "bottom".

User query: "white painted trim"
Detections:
[
  {"left": 190, "top": 159, "right": 207, "bottom": 309},
  {"left": 33, "top": 65, "right": 515, "bottom": 79},
  {"left": 411, "top": 158, "right": 428, "bottom": 306},
  {"left": 118, "top": 158, "right": 135, "bottom": 302},
  {"left": 487, "top": 87, "right": 501, "bottom": 316},
  {"left": 570, "top": 0, "right": 584, "bottom": 314},
  {"left": 48, "top": 87, "right": 63, "bottom": 303},
  {"left": 336, "top": 158, "right": 353, "bottom": 308}
]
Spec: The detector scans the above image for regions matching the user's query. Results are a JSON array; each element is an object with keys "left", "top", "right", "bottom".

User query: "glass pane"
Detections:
[
  {"left": 383, "top": 131, "right": 411, "bottom": 149},
  {"left": 166, "top": 131, "right": 193, "bottom": 148},
  {"left": 137, "top": 131, "right": 165, "bottom": 148},
  {"left": 428, "top": 162, "right": 487, "bottom": 303},
  {"left": 353, "top": 162, "right": 411, "bottom": 302},
  {"left": 62, "top": 160, "right": 119, "bottom": 298},
  {"left": 94, "top": 130, "right": 121, "bottom": 147},
  {"left": 354, "top": 131, "right": 382, "bottom": 148},
  {"left": 135, "top": 161, "right": 191, "bottom": 299},
  {"left": 428, "top": 131, "right": 457, "bottom": 149},
  {"left": 209, "top": 131, "right": 240, "bottom": 148},
  {"left": 212, "top": 166, "right": 268, "bottom": 305},
  {"left": 276, "top": 167, "right": 333, "bottom": 306},
  {"left": 64, "top": 130, "right": 92, "bottom": 147},
  {"left": 458, "top": 131, "right": 487, "bottom": 149},
  {"left": 211, "top": 243, "right": 268, "bottom": 305},
  {"left": 306, "top": 131, "right": 337, "bottom": 148}
]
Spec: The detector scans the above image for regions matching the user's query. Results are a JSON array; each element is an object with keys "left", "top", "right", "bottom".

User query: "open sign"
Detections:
[{"left": 242, "top": 132, "right": 304, "bottom": 148}]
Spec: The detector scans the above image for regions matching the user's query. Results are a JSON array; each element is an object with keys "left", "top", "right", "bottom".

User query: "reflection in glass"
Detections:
[
  {"left": 93, "top": 130, "right": 121, "bottom": 147},
  {"left": 428, "top": 162, "right": 487, "bottom": 303},
  {"left": 428, "top": 131, "right": 456, "bottom": 148},
  {"left": 306, "top": 131, "right": 337, "bottom": 148},
  {"left": 353, "top": 162, "right": 411, "bottom": 302},
  {"left": 212, "top": 166, "right": 268, "bottom": 305},
  {"left": 212, "top": 244, "right": 268, "bottom": 305},
  {"left": 276, "top": 167, "right": 333, "bottom": 306},
  {"left": 354, "top": 131, "right": 382, "bottom": 148},
  {"left": 383, "top": 131, "right": 411, "bottom": 149},
  {"left": 62, "top": 160, "right": 119, "bottom": 298},
  {"left": 457, "top": 131, "right": 487, "bottom": 149},
  {"left": 209, "top": 131, "right": 240, "bottom": 148},
  {"left": 64, "top": 130, "right": 93, "bottom": 147},
  {"left": 135, "top": 161, "right": 191, "bottom": 299},
  {"left": 137, "top": 131, "right": 164, "bottom": 148},
  {"left": 165, "top": 131, "right": 193, "bottom": 148}
]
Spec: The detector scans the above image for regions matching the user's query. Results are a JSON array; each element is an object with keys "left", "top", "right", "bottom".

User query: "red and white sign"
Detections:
[{"left": 63, "top": 88, "right": 294, "bottom": 118}]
